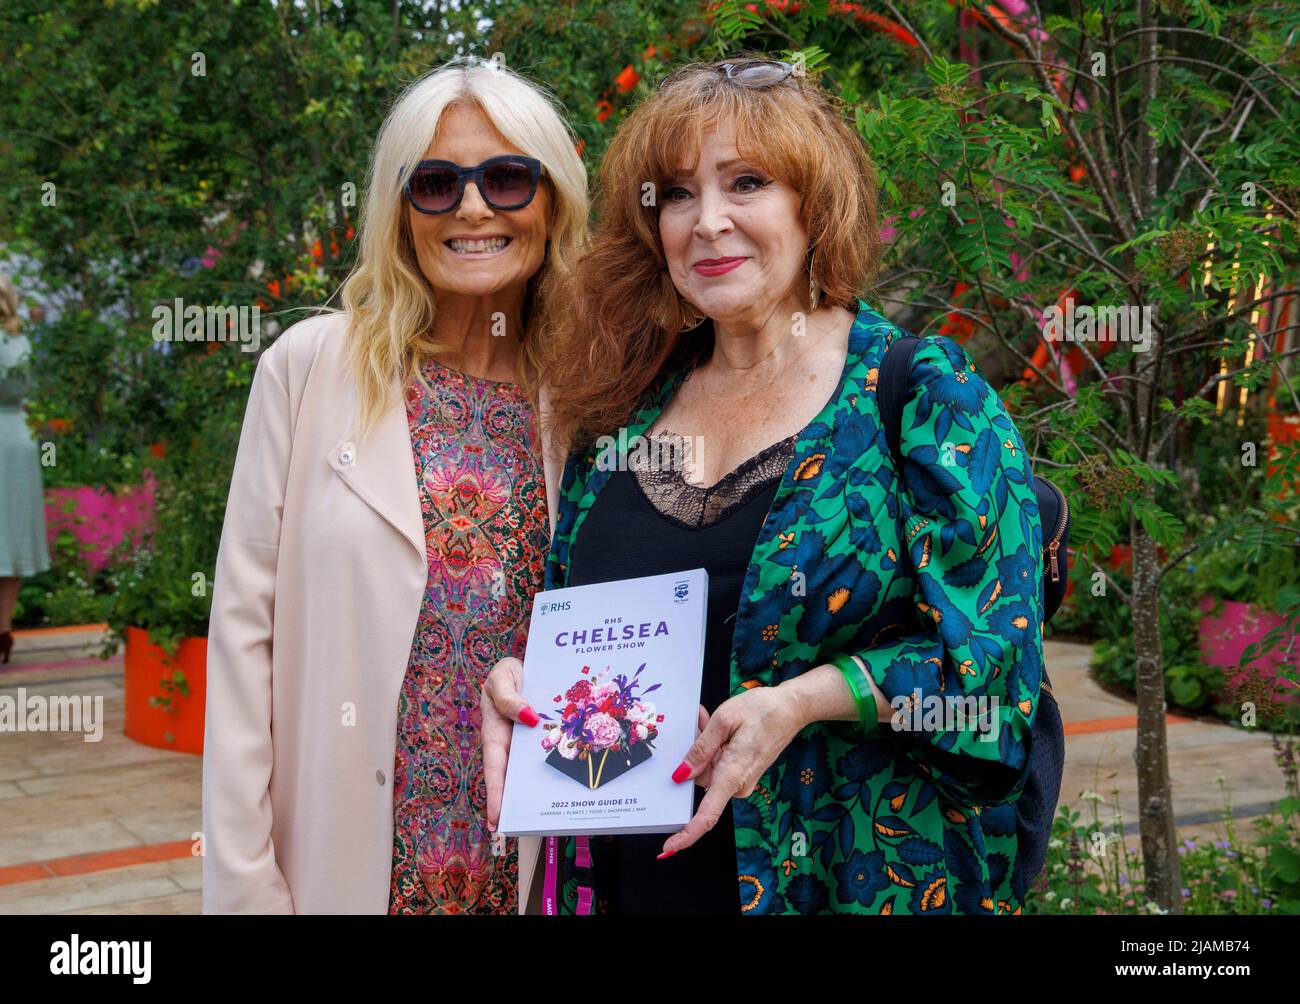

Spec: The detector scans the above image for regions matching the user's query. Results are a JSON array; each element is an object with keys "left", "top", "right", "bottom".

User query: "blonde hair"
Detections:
[
  {"left": 337, "top": 58, "right": 588, "bottom": 439},
  {"left": 0, "top": 274, "right": 20, "bottom": 335}
]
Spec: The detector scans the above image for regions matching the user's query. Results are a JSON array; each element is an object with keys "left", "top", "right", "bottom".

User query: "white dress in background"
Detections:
[{"left": 0, "top": 332, "right": 51, "bottom": 576}]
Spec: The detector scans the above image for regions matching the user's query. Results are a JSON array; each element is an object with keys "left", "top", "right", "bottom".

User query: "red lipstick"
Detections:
[{"left": 692, "top": 256, "right": 747, "bottom": 277}]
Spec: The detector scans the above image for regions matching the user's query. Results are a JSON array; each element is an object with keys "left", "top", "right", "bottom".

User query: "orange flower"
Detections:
[{"left": 614, "top": 64, "right": 640, "bottom": 93}]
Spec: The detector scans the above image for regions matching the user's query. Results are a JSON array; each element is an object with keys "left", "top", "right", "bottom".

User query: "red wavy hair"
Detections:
[{"left": 539, "top": 57, "right": 883, "bottom": 453}]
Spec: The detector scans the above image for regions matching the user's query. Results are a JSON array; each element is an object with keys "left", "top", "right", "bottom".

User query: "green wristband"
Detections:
[{"left": 830, "top": 653, "right": 877, "bottom": 736}]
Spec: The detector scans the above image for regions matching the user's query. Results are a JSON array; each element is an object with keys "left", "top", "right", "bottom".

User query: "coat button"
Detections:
[
  {"left": 376, "top": 769, "right": 386, "bottom": 785},
  {"left": 340, "top": 442, "right": 355, "bottom": 465}
]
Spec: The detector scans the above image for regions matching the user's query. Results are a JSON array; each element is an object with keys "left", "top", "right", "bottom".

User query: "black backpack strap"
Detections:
[{"left": 879, "top": 334, "right": 923, "bottom": 466}]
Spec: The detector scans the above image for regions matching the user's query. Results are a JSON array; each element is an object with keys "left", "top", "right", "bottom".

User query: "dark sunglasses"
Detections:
[
  {"left": 404, "top": 155, "right": 543, "bottom": 215},
  {"left": 658, "top": 58, "right": 797, "bottom": 92}
]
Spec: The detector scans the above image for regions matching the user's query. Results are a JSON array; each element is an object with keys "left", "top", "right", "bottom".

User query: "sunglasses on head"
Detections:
[
  {"left": 404, "top": 155, "right": 543, "bottom": 215},
  {"left": 658, "top": 58, "right": 797, "bottom": 92}
]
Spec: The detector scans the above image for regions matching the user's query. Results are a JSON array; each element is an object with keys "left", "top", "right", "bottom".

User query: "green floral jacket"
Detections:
[{"left": 544, "top": 300, "right": 1045, "bottom": 914}]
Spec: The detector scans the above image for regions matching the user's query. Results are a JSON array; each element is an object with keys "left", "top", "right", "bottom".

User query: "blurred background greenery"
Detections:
[{"left": 1, "top": 0, "right": 1298, "bottom": 911}]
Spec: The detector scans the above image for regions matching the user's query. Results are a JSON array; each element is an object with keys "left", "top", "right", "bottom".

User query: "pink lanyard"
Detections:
[
  {"left": 575, "top": 836, "right": 593, "bottom": 915},
  {"left": 543, "top": 835, "right": 594, "bottom": 915},
  {"left": 542, "top": 837, "right": 558, "bottom": 915}
]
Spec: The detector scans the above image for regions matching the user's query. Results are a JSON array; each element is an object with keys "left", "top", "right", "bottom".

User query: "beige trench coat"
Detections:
[{"left": 201, "top": 310, "right": 558, "bottom": 914}]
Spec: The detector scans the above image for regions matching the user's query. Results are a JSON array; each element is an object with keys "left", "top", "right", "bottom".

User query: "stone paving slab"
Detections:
[
  {"left": 1049, "top": 639, "right": 1290, "bottom": 836},
  {"left": 0, "top": 629, "right": 1290, "bottom": 913},
  {"left": 0, "top": 858, "right": 200, "bottom": 915}
]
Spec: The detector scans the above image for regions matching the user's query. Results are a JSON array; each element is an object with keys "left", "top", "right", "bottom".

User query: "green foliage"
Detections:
[
  {"left": 102, "top": 389, "right": 242, "bottom": 656},
  {"left": 1188, "top": 523, "right": 1300, "bottom": 610},
  {"left": 1255, "top": 796, "right": 1300, "bottom": 913},
  {"left": 1, "top": 4, "right": 1297, "bottom": 910},
  {"left": 710, "top": 0, "right": 764, "bottom": 44},
  {"left": 1024, "top": 777, "right": 1300, "bottom": 915},
  {"left": 488, "top": 0, "right": 710, "bottom": 167},
  {"left": 149, "top": 665, "right": 191, "bottom": 716},
  {"left": 1090, "top": 567, "right": 1228, "bottom": 712},
  {"left": 1087, "top": 503, "right": 1300, "bottom": 724},
  {"left": 20, "top": 310, "right": 161, "bottom": 489},
  {"left": 14, "top": 530, "right": 111, "bottom": 628}
]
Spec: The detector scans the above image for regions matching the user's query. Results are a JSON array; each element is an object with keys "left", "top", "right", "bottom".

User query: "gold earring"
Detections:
[
  {"left": 678, "top": 297, "right": 707, "bottom": 332},
  {"left": 808, "top": 251, "right": 821, "bottom": 311}
]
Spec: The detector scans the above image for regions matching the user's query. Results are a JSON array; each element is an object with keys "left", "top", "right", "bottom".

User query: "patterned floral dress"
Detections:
[{"left": 389, "top": 356, "right": 549, "bottom": 914}]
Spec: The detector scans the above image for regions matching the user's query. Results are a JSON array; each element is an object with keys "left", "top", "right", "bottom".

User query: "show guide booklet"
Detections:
[{"left": 498, "top": 568, "right": 709, "bottom": 837}]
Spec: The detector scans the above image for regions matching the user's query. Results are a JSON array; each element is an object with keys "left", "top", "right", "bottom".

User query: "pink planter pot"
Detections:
[
  {"left": 1197, "top": 596, "right": 1300, "bottom": 708},
  {"left": 43, "top": 474, "right": 156, "bottom": 573}
]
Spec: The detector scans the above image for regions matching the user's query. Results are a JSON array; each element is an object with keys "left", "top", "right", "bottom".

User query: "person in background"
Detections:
[{"left": 0, "top": 273, "right": 51, "bottom": 663}]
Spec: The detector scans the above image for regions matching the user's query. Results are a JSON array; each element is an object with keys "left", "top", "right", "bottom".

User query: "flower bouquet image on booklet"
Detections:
[{"left": 497, "top": 568, "right": 708, "bottom": 837}]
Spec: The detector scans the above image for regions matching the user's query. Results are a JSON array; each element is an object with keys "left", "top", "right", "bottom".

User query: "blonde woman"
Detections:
[
  {"left": 0, "top": 273, "right": 50, "bottom": 662},
  {"left": 202, "top": 58, "right": 587, "bottom": 914}
]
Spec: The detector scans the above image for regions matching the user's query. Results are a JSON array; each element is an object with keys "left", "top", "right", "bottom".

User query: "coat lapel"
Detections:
[
  {"left": 326, "top": 370, "right": 564, "bottom": 566},
  {"left": 327, "top": 378, "right": 425, "bottom": 562}
]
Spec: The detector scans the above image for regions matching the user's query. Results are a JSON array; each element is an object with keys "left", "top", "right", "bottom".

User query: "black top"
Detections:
[{"left": 564, "top": 433, "right": 795, "bottom": 914}]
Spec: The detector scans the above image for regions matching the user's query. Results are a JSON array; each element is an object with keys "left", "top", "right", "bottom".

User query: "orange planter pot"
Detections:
[{"left": 123, "top": 627, "right": 207, "bottom": 754}]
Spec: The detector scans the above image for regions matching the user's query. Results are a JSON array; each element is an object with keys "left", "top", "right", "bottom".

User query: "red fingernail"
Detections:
[
  {"left": 671, "top": 761, "right": 692, "bottom": 783},
  {"left": 656, "top": 849, "right": 677, "bottom": 859},
  {"left": 520, "top": 706, "right": 540, "bottom": 727}
]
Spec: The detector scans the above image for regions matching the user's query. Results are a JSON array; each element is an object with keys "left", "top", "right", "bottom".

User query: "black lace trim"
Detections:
[{"left": 628, "top": 431, "right": 797, "bottom": 530}]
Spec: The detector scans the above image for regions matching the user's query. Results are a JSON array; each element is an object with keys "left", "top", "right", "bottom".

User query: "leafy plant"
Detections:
[
  {"left": 103, "top": 401, "right": 239, "bottom": 658},
  {"left": 1025, "top": 775, "right": 1298, "bottom": 915},
  {"left": 13, "top": 528, "right": 112, "bottom": 628},
  {"left": 1091, "top": 566, "right": 1227, "bottom": 712}
]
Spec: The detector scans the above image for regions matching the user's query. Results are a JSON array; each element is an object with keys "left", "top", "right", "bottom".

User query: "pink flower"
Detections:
[
  {"left": 587, "top": 712, "right": 622, "bottom": 749},
  {"left": 591, "top": 682, "right": 618, "bottom": 703}
]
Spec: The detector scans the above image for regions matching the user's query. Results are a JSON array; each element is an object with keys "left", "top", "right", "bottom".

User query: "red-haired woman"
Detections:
[{"left": 485, "top": 58, "right": 1046, "bottom": 915}]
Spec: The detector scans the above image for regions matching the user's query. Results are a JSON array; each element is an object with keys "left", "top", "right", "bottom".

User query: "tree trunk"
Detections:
[{"left": 1129, "top": 511, "right": 1182, "bottom": 911}]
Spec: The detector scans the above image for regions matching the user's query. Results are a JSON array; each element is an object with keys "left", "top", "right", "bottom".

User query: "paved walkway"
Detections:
[{"left": 0, "top": 627, "right": 1289, "bottom": 913}]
